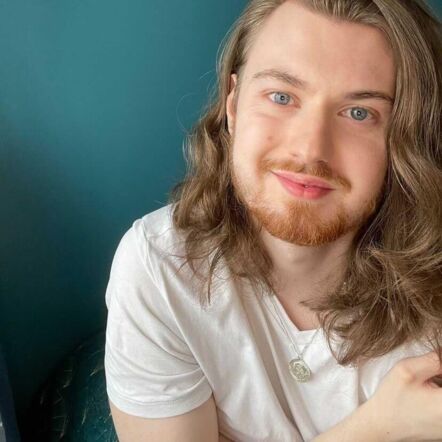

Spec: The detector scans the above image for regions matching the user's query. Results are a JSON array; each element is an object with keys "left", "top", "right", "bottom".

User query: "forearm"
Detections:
[
  {"left": 219, "top": 433, "right": 235, "bottom": 441},
  {"left": 219, "top": 401, "right": 386, "bottom": 442},
  {"left": 312, "top": 401, "right": 385, "bottom": 442}
]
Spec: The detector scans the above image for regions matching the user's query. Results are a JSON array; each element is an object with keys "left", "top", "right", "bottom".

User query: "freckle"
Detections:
[{"left": 267, "top": 135, "right": 274, "bottom": 143}]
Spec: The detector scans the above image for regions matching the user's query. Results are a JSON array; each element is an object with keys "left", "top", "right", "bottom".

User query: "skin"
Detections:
[{"left": 225, "top": 0, "right": 396, "bottom": 326}]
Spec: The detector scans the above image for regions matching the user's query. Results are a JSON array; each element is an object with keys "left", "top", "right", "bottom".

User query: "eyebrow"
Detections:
[{"left": 252, "top": 69, "right": 394, "bottom": 106}]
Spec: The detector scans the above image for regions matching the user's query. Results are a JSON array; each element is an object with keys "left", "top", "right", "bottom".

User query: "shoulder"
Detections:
[
  {"left": 138, "top": 203, "right": 176, "bottom": 238},
  {"left": 111, "top": 203, "right": 227, "bottom": 307},
  {"left": 135, "top": 203, "right": 183, "bottom": 254},
  {"left": 110, "top": 203, "right": 185, "bottom": 283}
]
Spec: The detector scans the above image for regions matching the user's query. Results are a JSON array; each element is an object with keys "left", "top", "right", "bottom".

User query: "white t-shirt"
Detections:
[{"left": 104, "top": 204, "right": 432, "bottom": 442}]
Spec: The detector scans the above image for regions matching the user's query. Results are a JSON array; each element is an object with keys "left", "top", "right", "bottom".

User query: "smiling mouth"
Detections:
[
  {"left": 271, "top": 171, "right": 334, "bottom": 190},
  {"left": 273, "top": 173, "right": 334, "bottom": 200}
]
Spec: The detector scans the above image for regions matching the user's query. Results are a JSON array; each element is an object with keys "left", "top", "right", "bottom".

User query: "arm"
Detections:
[
  {"left": 312, "top": 400, "right": 383, "bottom": 442},
  {"left": 219, "top": 435, "right": 235, "bottom": 442},
  {"left": 314, "top": 351, "right": 442, "bottom": 442},
  {"left": 110, "top": 394, "right": 227, "bottom": 442},
  {"left": 110, "top": 392, "right": 383, "bottom": 442}
]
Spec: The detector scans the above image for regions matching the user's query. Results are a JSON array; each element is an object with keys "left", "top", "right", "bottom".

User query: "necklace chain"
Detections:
[
  {"left": 268, "top": 293, "right": 320, "bottom": 361},
  {"left": 266, "top": 281, "right": 347, "bottom": 382}
]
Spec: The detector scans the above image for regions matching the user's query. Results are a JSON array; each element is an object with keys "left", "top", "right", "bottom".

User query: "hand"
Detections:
[{"left": 365, "top": 350, "right": 442, "bottom": 442}]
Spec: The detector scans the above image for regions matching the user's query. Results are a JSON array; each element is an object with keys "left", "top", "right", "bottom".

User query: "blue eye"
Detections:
[
  {"left": 350, "top": 107, "right": 371, "bottom": 121},
  {"left": 270, "top": 92, "right": 292, "bottom": 106}
]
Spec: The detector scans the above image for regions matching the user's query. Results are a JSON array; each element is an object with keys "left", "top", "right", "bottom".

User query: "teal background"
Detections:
[
  {"left": 0, "top": 0, "right": 248, "bottom": 423},
  {"left": 0, "top": 0, "right": 440, "bottom": 430}
]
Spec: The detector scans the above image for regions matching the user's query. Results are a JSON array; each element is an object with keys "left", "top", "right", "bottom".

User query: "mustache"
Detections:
[{"left": 259, "top": 158, "right": 350, "bottom": 190}]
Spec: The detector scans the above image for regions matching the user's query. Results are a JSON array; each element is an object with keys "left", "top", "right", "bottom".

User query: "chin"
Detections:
[{"left": 249, "top": 197, "right": 365, "bottom": 246}]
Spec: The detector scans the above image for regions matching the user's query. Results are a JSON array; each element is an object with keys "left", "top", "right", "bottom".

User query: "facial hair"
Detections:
[{"left": 231, "top": 155, "right": 383, "bottom": 247}]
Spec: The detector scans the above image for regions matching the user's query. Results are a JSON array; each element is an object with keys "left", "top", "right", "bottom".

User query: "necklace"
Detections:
[{"left": 268, "top": 294, "right": 320, "bottom": 382}]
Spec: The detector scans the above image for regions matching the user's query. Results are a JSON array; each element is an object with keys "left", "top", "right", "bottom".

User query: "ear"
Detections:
[{"left": 226, "top": 73, "right": 238, "bottom": 135}]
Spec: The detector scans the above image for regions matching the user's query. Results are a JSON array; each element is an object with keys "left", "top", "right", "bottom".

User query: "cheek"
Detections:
[
  {"left": 347, "top": 147, "right": 388, "bottom": 197},
  {"left": 234, "top": 113, "right": 268, "bottom": 145},
  {"left": 266, "top": 134, "right": 275, "bottom": 144},
  {"left": 368, "top": 140, "right": 388, "bottom": 183},
  {"left": 235, "top": 114, "right": 280, "bottom": 158}
]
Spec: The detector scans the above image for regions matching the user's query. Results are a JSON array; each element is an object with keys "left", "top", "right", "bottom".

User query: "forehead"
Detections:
[{"left": 242, "top": 1, "right": 396, "bottom": 95}]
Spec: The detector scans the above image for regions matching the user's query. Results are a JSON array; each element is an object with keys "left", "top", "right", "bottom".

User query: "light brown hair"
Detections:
[{"left": 169, "top": 0, "right": 442, "bottom": 366}]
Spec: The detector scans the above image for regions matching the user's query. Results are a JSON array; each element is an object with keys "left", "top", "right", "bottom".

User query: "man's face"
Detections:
[{"left": 226, "top": 0, "right": 395, "bottom": 246}]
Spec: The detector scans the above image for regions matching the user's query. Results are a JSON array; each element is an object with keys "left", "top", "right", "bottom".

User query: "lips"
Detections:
[
  {"left": 272, "top": 171, "right": 334, "bottom": 190},
  {"left": 274, "top": 174, "right": 333, "bottom": 200}
]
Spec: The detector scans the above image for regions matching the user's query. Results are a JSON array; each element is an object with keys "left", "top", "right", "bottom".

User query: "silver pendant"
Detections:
[{"left": 288, "top": 358, "right": 312, "bottom": 382}]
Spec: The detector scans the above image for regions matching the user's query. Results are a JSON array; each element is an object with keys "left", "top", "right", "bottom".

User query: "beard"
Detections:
[{"left": 231, "top": 156, "right": 383, "bottom": 247}]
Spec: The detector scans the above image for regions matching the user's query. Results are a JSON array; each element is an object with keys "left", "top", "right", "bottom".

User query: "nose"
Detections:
[{"left": 286, "top": 105, "right": 333, "bottom": 164}]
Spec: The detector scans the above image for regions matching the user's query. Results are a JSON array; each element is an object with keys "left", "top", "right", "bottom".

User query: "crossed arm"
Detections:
[
  {"left": 110, "top": 395, "right": 234, "bottom": 442},
  {"left": 110, "top": 394, "right": 382, "bottom": 442}
]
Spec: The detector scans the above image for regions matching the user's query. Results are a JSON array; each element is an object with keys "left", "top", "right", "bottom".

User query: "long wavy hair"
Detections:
[{"left": 169, "top": 0, "right": 442, "bottom": 367}]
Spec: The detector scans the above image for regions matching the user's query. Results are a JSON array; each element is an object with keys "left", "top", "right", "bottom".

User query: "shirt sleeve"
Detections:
[{"left": 104, "top": 219, "right": 213, "bottom": 418}]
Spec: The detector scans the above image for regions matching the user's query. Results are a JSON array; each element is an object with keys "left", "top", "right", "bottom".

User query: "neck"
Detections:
[{"left": 260, "top": 228, "right": 354, "bottom": 305}]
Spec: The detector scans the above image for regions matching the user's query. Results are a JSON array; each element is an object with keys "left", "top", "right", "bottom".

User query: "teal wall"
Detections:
[
  {"left": 428, "top": 0, "right": 441, "bottom": 16},
  {"left": 0, "top": 0, "right": 247, "bottom": 419},
  {"left": 0, "top": 0, "right": 440, "bottom": 426}
]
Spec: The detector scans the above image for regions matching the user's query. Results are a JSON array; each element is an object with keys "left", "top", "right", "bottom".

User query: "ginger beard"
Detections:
[{"left": 230, "top": 153, "right": 383, "bottom": 247}]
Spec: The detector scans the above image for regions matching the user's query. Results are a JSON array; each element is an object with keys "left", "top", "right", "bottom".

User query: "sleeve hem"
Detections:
[{"left": 106, "top": 381, "right": 213, "bottom": 419}]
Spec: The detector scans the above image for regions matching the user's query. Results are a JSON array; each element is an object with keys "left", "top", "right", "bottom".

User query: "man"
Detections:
[{"left": 104, "top": 0, "right": 442, "bottom": 440}]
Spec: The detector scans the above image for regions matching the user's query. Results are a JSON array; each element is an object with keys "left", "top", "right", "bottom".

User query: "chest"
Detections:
[{"left": 276, "top": 295, "right": 320, "bottom": 332}]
